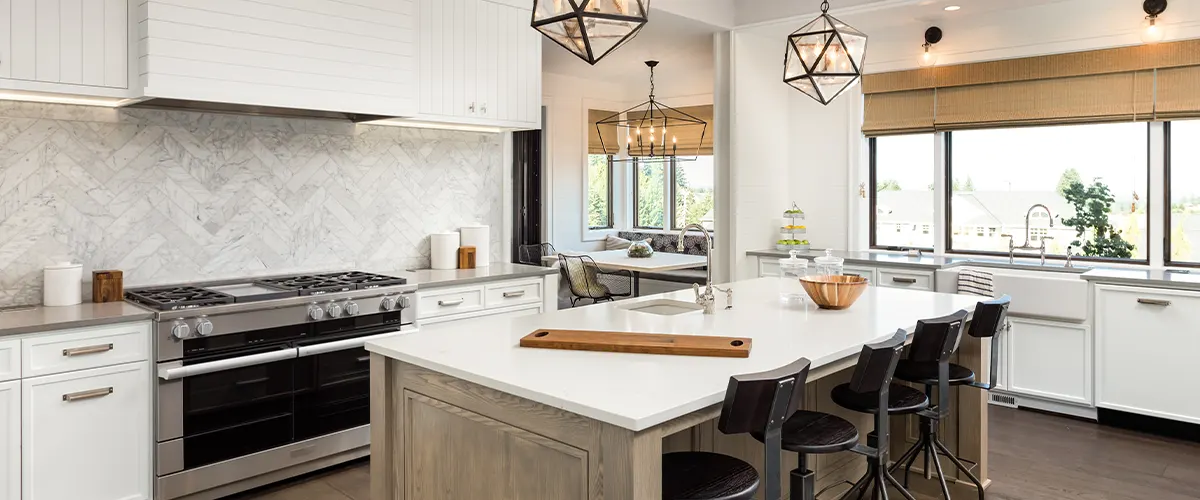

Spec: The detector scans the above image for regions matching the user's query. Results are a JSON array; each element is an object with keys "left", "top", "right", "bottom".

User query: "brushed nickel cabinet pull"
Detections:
[
  {"left": 438, "top": 299, "right": 465, "bottom": 307},
  {"left": 1137, "top": 298, "right": 1172, "bottom": 306},
  {"left": 63, "top": 387, "right": 113, "bottom": 402},
  {"left": 356, "top": 355, "right": 371, "bottom": 363},
  {"left": 502, "top": 290, "right": 526, "bottom": 298},
  {"left": 62, "top": 343, "right": 114, "bottom": 357},
  {"left": 891, "top": 277, "right": 918, "bottom": 284}
]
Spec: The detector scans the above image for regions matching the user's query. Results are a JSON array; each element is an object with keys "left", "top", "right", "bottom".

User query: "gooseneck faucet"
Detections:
[
  {"left": 677, "top": 223, "right": 728, "bottom": 314},
  {"left": 1010, "top": 204, "right": 1056, "bottom": 265}
]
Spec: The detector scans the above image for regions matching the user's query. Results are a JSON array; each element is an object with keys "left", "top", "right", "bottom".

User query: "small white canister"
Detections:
[{"left": 43, "top": 262, "right": 83, "bottom": 306}]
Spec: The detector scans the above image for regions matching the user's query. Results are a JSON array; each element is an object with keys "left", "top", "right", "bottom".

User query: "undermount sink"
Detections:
[{"left": 619, "top": 299, "right": 705, "bottom": 316}]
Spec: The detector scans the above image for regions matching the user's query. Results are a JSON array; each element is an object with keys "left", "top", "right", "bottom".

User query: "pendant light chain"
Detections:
[
  {"left": 648, "top": 64, "right": 656, "bottom": 100},
  {"left": 820, "top": 0, "right": 830, "bottom": 13}
]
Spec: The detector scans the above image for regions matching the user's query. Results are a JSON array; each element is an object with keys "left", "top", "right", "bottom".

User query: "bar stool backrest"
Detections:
[
  {"left": 966, "top": 295, "right": 1011, "bottom": 339},
  {"left": 718, "top": 357, "right": 811, "bottom": 436},
  {"left": 908, "top": 310, "right": 969, "bottom": 365},
  {"left": 848, "top": 330, "right": 908, "bottom": 395}
]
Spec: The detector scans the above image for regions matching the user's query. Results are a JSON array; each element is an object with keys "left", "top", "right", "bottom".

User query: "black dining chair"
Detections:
[
  {"left": 829, "top": 329, "right": 927, "bottom": 500},
  {"left": 890, "top": 310, "right": 971, "bottom": 499},
  {"left": 517, "top": 242, "right": 556, "bottom": 267},
  {"left": 663, "top": 357, "right": 812, "bottom": 500},
  {"left": 892, "top": 297, "right": 1010, "bottom": 500},
  {"left": 558, "top": 254, "right": 633, "bottom": 306}
]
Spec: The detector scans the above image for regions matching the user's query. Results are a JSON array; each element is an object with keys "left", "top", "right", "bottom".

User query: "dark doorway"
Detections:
[{"left": 512, "top": 128, "right": 543, "bottom": 262}]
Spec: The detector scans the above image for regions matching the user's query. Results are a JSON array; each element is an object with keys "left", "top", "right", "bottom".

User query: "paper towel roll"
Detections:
[
  {"left": 430, "top": 232, "right": 461, "bottom": 270},
  {"left": 44, "top": 262, "right": 83, "bottom": 306},
  {"left": 460, "top": 225, "right": 490, "bottom": 267}
]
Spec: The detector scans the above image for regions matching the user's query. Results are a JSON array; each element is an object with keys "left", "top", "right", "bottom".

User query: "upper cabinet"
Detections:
[
  {"left": 138, "top": 0, "right": 419, "bottom": 117},
  {"left": 415, "top": 0, "right": 542, "bottom": 129},
  {"left": 0, "top": 0, "right": 132, "bottom": 97}
]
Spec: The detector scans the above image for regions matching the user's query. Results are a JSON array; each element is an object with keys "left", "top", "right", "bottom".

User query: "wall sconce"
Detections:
[
  {"left": 919, "top": 27, "right": 942, "bottom": 68},
  {"left": 1142, "top": 0, "right": 1167, "bottom": 44}
]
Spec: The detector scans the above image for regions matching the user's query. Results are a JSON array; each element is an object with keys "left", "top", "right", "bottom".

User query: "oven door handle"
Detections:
[
  {"left": 157, "top": 348, "right": 298, "bottom": 381},
  {"left": 297, "top": 325, "right": 418, "bottom": 358}
]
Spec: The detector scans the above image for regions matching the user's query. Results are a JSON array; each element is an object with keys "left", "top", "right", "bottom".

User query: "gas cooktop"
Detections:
[{"left": 126, "top": 271, "right": 410, "bottom": 311}]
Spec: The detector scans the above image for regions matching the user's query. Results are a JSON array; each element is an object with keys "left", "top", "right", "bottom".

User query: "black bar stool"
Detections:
[
  {"left": 663, "top": 357, "right": 811, "bottom": 500},
  {"left": 828, "top": 329, "right": 928, "bottom": 500},
  {"left": 891, "top": 296, "right": 1009, "bottom": 500}
]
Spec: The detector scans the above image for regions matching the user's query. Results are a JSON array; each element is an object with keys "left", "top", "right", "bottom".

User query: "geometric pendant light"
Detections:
[
  {"left": 594, "top": 61, "right": 708, "bottom": 163},
  {"left": 532, "top": 0, "right": 650, "bottom": 66},
  {"left": 783, "top": 0, "right": 869, "bottom": 105}
]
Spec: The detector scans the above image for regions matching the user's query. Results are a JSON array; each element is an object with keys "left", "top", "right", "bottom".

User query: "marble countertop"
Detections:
[
  {"left": 1081, "top": 268, "right": 1200, "bottom": 291},
  {"left": 746, "top": 249, "right": 1090, "bottom": 274},
  {"left": 405, "top": 262, "right": 558, "bottom": 289},
  {"left": 0, "top": 302, "right": 154, "bottom": 338},
  {"left": 366, "top": 277, "right": 981, "bottom": 431}
]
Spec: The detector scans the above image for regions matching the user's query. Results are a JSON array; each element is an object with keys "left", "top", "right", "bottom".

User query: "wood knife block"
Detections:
[
  {"left": 458, "top": 246, "right": 477, "bottom": 269},
  {"left": 92, "top": 270, "right": 124, "bottom": 303}
]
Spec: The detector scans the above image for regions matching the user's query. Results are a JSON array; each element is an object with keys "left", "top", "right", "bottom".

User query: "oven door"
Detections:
[
  {"left": 294, "top": 324, "right": 416, "bottom": 440},
  {"left": 156, "top": 345, "right": 298, "bottom": 477}
]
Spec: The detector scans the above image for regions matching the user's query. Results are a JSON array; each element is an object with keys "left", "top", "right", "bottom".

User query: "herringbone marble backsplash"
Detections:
[{"left": 0, "top": 101, "right": 503, "bottom": 306}]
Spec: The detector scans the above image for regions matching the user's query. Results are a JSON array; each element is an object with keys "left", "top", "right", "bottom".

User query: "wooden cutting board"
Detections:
[{"left": 519, "top": 329, "right": 752, "bottom": 358}]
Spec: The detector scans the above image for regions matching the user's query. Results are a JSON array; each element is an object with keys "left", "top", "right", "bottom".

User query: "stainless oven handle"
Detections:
[
  {"left": 157, "top": 348, "right": 298, "bottom": 381},
  {"left": 297, "top": 325, "right": 419, "bottom": 358}
]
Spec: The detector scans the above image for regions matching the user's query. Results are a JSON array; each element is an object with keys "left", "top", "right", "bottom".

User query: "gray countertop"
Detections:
[
  {"left": 405, "top": 262, "right": 558, "bottom": 290},
  {"left": 0, "top": 302, "right": 154, "bottom": 338},
  {"left": 1080, "top": 268, "right": 1200, "bottom": 291},
  {"left": 746, "top": 249, "right": 1089, "bottom": 274}
]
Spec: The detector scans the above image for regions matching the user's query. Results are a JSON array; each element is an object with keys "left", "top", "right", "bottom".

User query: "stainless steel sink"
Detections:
[{"left": 618, "top": 299, "right": 705, "bottom": 316}]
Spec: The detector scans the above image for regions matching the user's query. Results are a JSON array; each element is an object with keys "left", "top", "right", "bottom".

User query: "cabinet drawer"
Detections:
[
  {"left": 758, "top": 258, "right": 781, "bottom": 278},
  {"left": 417, "top": 286, "right": 485, "bottom": 319},
  {"left": 877, "top": 269, "right": 934, "bottom": 291},
  {"left": 0, "top": 339, "right": 18, "bottom": 382},
  {"left": 485, "top": 280, "right": 542, "bottom": 308},
  {"left": 22, "top": 322, "right": 150, "bottom": 377},
  {"left": 842, "top": 266, "right": 877, "bottom": 285}
]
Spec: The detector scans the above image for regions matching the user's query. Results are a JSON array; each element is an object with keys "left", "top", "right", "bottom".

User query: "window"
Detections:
[
  {"left": 948, "top": 123, "right": 1149, "bottom": 261},
  {"left": 870, "top": 134, "right": 936, "bottom": 249},
  {"left": 672, "top": 156, "right": 715, "bottom": 230},
  {"left": 1169, "top": 121, "right": 1200, "bottom": 264},
  {"left": 587, "top": 155, "right": 613, "bottom": 229},
  {"left": 634, "top": 161, "right": 666, "bottom": 229}
]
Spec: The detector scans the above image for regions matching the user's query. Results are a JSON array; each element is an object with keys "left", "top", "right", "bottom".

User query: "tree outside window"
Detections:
[
  {"left": 635, "top": 161, "right": 665, "bottom": 228},
  {"left": 673, "top": 156, "right": 715, "bottom": 230},
  {"left": 587, "top": 155, "right": 612, "bottom": 229}
]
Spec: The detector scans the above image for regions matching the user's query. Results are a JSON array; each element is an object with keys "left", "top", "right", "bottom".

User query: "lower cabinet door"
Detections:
[
  {"left": 23, "top": 362, "right": 150, "bottom": 500},
  {"left": 0, "top": 380, "right": 17, "bottom": 500},
  {"left": 1006, "top": 317, "right": 1092, "bottom": 406}
]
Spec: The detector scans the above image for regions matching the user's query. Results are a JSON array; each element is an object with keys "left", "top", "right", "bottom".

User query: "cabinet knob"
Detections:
[
  {"left": 468, "top": 102, "right": 476, "bottom": 114},
  {"left": 480, "top": 103, "right": 487, "bottom": 115}
]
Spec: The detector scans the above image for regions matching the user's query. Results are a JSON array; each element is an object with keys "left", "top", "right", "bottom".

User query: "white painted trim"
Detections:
[
  {"left": 932, "top": 132, "right": 949, "bottom": 255},
  {"left": 540, "top": 100, "right": 555, "bottom": 244},
  {"left": 1149, "top": 122, "right": 1166, "bottom": 268},
  {"left": 501, "top": 131, "right": 514, "bottom": 263},
  {"left": 712, "top": 31, "right": 733, "bottom": 283}
]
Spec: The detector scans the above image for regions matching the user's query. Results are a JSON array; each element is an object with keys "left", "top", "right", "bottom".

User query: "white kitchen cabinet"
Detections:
[
  {"left": 0, "top": 0, "right": 130, "bottom": 96},
  {"left": 0, "top": 380, "right": 17, "bottom": 500},
  {"left": 842, "top": 265, "right": 878, "bottom": 285},
  {"left": 1096, "top": 285, "right": 1200, "bottom": 424},
  {"left": 416, "top": 0, "right": 541, "bottom": 129},
  {"left": 1005, "top": 317, "right": 1091, "bottom": 407},
  {"left": 758, "top": 257, "right": 781, "bottom": 278},
  {"left": 0, "top": 339, "right": 19, "bottom": 383},
  {"left": 23, "top": 362, "right": 151, "bottom": 500},
  {"left": 420, "top": 303, "right": 544, "bottom": 327},
  {"left": 876, "top": 268, "right": 934, "bottom": 291}
]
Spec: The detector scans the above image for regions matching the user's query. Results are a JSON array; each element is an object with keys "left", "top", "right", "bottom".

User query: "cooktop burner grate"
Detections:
[
  {"left": 318, "top": 271, "right": 409, "bottom": 289},
  {"left": 125, "top": 286, "right": 236, "bottom": 311},
  {"left": 253, "top": 275, "right": 354, "bottom": 296}
]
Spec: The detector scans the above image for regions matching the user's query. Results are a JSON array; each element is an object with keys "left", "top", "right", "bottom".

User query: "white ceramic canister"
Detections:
[
  {"left": 459, "top": 225, "right": 490, "bottom": 267},
  {"left": 43, "top": 262, "right": 83, "bottom": 306},
  {"left": 430, "top": 232, "right": 461, "bottom": 270}
]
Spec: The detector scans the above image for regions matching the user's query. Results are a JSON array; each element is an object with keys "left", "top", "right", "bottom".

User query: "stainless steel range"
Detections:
[{"left": 127, "top": 271, "right": 417, "bottom": 500}]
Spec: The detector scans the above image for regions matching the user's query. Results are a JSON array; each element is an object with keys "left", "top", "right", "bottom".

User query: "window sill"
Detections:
[{"left": 582, "top": 228, "right": 618, "bottom": 242}]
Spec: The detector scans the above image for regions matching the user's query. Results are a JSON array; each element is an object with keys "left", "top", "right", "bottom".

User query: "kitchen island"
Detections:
[{"left": 366, "top": 278, "right": 990, "bottom": 499}]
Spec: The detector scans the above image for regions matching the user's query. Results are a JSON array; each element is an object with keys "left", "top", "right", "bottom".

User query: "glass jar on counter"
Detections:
[
  {"left": 813, "top": 249, "right": 844, "bottom": 277},
  {"left": 778, "top": 250, "right": 809, "bottom": 303}
]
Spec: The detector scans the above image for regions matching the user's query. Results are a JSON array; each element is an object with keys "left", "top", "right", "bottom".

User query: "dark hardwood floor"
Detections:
[{"left": 230, "top": 406, "right": 1200, "bottom": 500}]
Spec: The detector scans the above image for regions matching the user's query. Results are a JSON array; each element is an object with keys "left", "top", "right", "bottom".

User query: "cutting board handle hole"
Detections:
[
  {"left": 730, "top": 340, "right": 744, "bottom": 347},
  {"left": 534, "top": 331, "right": 550, "bottom": 338}
]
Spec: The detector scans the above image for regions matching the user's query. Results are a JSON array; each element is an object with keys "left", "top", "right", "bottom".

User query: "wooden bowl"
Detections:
[{"left": 799, "top": 275, "right": 869, "bottom": 310}]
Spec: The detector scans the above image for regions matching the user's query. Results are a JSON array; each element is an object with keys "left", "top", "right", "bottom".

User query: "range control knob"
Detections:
[
  {"left": 326, "top": 302, "right": 343, "bottom": 318},
  {"left": 307, "top": 303, "right": 324, "bottom": 321},
  {"left": 343, "top": 300, "right": 359, "bottom": 316},
  {"left": 398, "top": 295, "right": 412, "bottom": 309},
  {"left": 193, "top": 316, "right": 214, "bottom": 337},
  {"left": 171, "top": 320, "right": 191, "bottom": 340},
  {"left": 380, "top": 296, "right": 397, "bottom": 311}
]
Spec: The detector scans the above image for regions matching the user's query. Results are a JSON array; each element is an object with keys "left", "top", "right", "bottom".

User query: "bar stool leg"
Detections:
[
  {"left": 933, "top": 439, "right": 986, "bottom": 500},
  {"left": 927, "top": 437, "right": 953, "bottom": 499},
  {"left": 790, "top": 454, "right": 816, "bottom": 500},
  {"left": 884, "top": 470, "right": 917, "bottom": 500}
]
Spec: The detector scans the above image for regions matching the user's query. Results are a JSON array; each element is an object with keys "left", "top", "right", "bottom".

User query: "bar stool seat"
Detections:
[
  {"left": 894, "top": 359, "right": 976, "bottom": 386},
  {"left": 831, "top": 382, "right": 929, "bottom": 415},
  {"left": 663, "top": 452, "right": 759, "bottom": 500},
  {"left": 752, "top": 410, "right": 860, "bottom": 454}
]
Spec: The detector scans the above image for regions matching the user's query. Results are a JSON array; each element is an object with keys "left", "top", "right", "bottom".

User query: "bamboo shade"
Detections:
[
  {"left": 588, "top": 109, "right": 620, "bottom": 155},
  {"left": 671, "top": 105, "right": 714, "bottom": 156},
  {"left": 861, "top": 38, "right": 1200, "bottom": 135}
]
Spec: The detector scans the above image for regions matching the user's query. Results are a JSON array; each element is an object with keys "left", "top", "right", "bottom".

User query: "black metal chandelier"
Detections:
[
  {"left": 595, "top": 61, "right": 707, "bottom": 163},
  {"left": 532, "top": 0, "right": 650, "bottom": 66},
  {"left": 783, "top": 0, "right": 868, "bottom": 105}
]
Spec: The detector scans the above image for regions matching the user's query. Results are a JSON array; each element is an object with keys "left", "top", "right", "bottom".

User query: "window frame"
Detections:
[
  {"left": 632, "top": 158, "right": 665, "bottom": 230},
  {"left": 1164, "top": 121, "right": 1200, "bottom": 268},
  {"left": 943, "top": 124, "right": 1153, "bottom": 265},
  {"left": 669, "top": 156, "right": 716, "bottom": 231},
  {"left": 868, "top": 136, "right": 936, "bottom": 252},
  {"left": 586, "top": 154, "right": 615, "bottom": 230}
]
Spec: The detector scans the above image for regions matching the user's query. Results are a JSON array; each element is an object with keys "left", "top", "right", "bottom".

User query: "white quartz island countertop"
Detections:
[{"left": 366, "top": 277, "right": 983, "bottom": 431}]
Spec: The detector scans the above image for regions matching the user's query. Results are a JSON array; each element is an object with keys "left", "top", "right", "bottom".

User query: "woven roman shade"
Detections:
[
  {"left": 588, "top": 109, "right": 620, "bottom": 155},
  {"left": 671, "top": 105, "right": 714, "bottom": 156},
  {"left": 861, "top": 38, "right": 1200, "bottom": 135}
]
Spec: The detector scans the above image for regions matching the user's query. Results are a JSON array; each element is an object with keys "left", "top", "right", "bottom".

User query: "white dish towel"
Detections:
[{"left": 957, "top": 268, "right": 995, "bottom": 297}]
